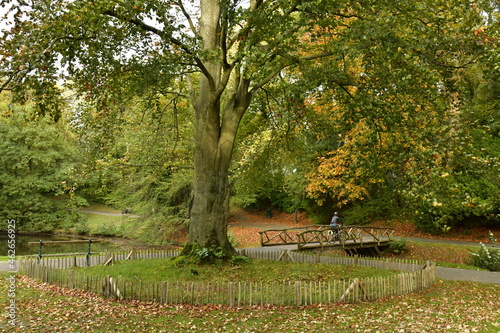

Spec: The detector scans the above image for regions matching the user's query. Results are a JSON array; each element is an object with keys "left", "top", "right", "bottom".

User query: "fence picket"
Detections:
[{"left": 19, "top": 247, "right": 436, "bottom": 307}]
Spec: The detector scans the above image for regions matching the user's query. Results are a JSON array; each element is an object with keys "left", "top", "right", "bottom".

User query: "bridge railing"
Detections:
[
  {"left": 298, "top": 226, "right": 395, "bottom": 250},
  {"left": 260, "top": 225, "right": 395, "bottom": 249},
  {"left": 259, "top": 226, "right": 330, "bottom": 247}
]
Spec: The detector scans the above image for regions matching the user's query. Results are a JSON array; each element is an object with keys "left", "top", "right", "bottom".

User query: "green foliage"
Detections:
[
  {"left": 2, "top": 0, "right": 500, "bottom": 246},
  {"left": 470, "top": 243, "right": 500, "bottom": 272},
  {"left": 94, "top": 224, "right": 123, "bottom": 237},
  {"left": 385, "top": 239, "right": 408, "bottom": 255},
  {"left": 120, "top": 170, "right": 192, "bottom": 244},
  {"left": 71, "top": 92, "right": 194, "bottom": 242},
  {"left": 190, "top": 245, "right": 226, "bottom": 265},
  {"left": 0, "top": 105, "right": 86, "bottom": 231},
  {"left": 229, "top": 254, "right": 252, "bottom": 265},
  {"left": 231, "top": 93, "right": 314, "bottom": 214},
  {"left": 74, "top": 216, "right": 90, "bottom": 235},
  {"left": 342, "top": 199, "right": 392, "bottom": 226}
]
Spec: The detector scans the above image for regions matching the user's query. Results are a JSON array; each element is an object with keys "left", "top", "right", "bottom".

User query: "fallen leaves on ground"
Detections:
[{"left": 1, "top": 275, "right": 498, "bottom": 332}]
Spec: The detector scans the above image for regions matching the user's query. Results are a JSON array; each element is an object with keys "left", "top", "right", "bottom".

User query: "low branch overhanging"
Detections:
[
  {"left": 0, "top": 34, "right": 88, "bottom": 93},
  {"left": 251, "top": 50, "right": 335, "bottom": 93},
  {"left": 174, "top": 0, "right": 202, "bottom": 40},
  {"left": 102, "top": 7, "right": 215, "bottom": 91}
]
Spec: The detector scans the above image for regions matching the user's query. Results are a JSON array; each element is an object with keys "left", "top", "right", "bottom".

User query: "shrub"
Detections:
[
  {"left": 342, "top": 200, "right": 391, "bottom": 226},
  {"left": 94, "top": 224, "right": 122, "bottom": 237},
  {"left": 230, "top": 255, "right": 252, "bottom": 265},
  {"left": 75, "top": 222, "right": 90, "bottom": 235},
  {"left": 470, "top": 243, "right": 500, "bottom": 272},
  {"left": 385, "top": 239, "right": 407, "bottom": 254},
  {"left": 192, "top": 246, "right": 225, "bottom": 265}
]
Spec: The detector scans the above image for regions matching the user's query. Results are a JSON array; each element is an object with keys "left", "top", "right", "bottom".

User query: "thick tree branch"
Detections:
[
  {"left": 102, "top": 8, "right": 215, "bottom": 90},
  {"left": 251, "top": 64, "right": 289, "bottom": 92},
  {"left": 175, "top": 0, "right": 201, "bottom": 39}
]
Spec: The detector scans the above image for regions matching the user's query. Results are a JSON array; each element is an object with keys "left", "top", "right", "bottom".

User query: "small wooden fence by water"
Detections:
[
  {"left": 23, "top": 248, "right": 173, "bottom": 268},
  {"left": 18, "top": 248, "right": 435, "bottom": 307}
]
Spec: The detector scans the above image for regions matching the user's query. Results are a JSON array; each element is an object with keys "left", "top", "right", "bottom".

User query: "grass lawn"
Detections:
[
  {"left": 83, "top": 203, "right": 123, "bottom": 213},
  {"left": 81, "top": 211, "right": 142, "bottom": 239},
  {"left": 85, "top": 213, "right": 127, "bottom": 236},
  {"left": 1, "top": 272, "right": 498, "bottom": 332},
  {"left": 71, "top": 257, "right": 400, "bottom": 284}
]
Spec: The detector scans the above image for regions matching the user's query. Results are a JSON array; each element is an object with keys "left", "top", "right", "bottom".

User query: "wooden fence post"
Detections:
[
  {"left": 340, "top": 278, "right": 362, "bottom": 302},
  {"left": 68, "top": 270, "right": 74, "bottom": 289},
  {"left": 228, "top": 283, "right": 235, "bottom": 307},
  {"left": 294, "top": 281, "right": 302, "bottom": 307}
]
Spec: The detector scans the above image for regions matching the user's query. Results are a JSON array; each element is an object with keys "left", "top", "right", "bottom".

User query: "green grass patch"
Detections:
[
  {"left": 81, "top": 213, "right": 141, "bottom": 238},
  {"left": 85, "top": 213, "right": 126, "bottom": 236},
  {"left": 72, "top": 256, "right": 399, "bottom": 284}
]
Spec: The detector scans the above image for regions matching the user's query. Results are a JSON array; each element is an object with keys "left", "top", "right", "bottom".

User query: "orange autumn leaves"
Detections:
[{"left": 306, "top": 119, "right": 381, "bottom": 206}]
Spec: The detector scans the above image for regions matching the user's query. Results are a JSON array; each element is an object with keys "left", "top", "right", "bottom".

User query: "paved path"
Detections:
[
  {"left": 241, "top": 244, "right": 499, "bottom": 285},
  {"left": 435, "top": 266, "right": 499, "bottom": 285},
  {"left": 396, "top": 236, "right": 497, "bottom": 248},
  {"left": 78, "top": 209, "right": 140, "bottom": 218}
]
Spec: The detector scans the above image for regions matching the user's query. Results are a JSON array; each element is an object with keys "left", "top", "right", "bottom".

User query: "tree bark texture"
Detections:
[{"left": 184, "top": 0, "right": 251, "bottom": 255}]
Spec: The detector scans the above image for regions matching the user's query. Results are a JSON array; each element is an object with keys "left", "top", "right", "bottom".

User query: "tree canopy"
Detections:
[
  {"left": 0, "top": 95, "right": 82, "bottom": 231},
  {"left": 1, "top": 0, "right": 498, "bottom": 251}
]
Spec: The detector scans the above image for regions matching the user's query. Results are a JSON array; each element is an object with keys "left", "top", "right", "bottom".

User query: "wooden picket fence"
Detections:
[
  {"left": 23, "top": 248, "right": 179, "bottom": 268},
  {"left": 18, "top": 248, "right": 436, "bottom": 307}
]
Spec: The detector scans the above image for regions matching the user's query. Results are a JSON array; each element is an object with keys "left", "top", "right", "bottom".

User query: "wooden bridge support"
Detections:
[{"left": 344, "top": 245, "right": 386, "bottom": 257}]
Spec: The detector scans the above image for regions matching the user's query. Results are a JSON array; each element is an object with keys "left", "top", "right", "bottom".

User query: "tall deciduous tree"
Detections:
[{"left": 1, "top": 0, "right": 494, "bottom": 254}]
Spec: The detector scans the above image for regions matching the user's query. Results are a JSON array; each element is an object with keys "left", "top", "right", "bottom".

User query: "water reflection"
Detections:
[{"left": 1, "top": 234, "right": 117, "bottom": 256}]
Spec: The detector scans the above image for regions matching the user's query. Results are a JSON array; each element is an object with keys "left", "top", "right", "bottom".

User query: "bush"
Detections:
[
  {"left": 413, "top": 207, "right": 454, "bottom": 235},
  {"left": 74, "top": 217, "right": 90, "bottom": 235},
  {"left": 230, "top": 255, "right": 252, "bottom": 265},
  {"left": 385, "top": 239, "right": 407, "bottom": 254},
  {"left": 470, "top": 243, "right": 500, "bottom": 272},
  {"left": 94, "top": 224, "right": 123, "bottom": 237},
  {"left": 192, "top": 246, "right": 226, "bottom": 265}
]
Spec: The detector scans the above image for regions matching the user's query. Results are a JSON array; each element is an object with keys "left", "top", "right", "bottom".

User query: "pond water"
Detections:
[{"left": 1, "top": 234, "right": 118, "bottom": 256}]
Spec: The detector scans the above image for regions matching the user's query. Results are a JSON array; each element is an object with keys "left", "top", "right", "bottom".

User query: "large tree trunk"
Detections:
[
  {"left": 186, "top": 108, "right": 235, "bottom": 254},
  {"left": 182, "top": 0, "right": 251, "bottom": 257},
  {"left": 185, "top": 79, "right": 251, "bottom": 256}
]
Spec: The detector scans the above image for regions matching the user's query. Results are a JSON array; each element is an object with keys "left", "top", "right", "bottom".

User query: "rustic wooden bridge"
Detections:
[{"left": 259, "top": 225, "right": 395, "bottom": 256}]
